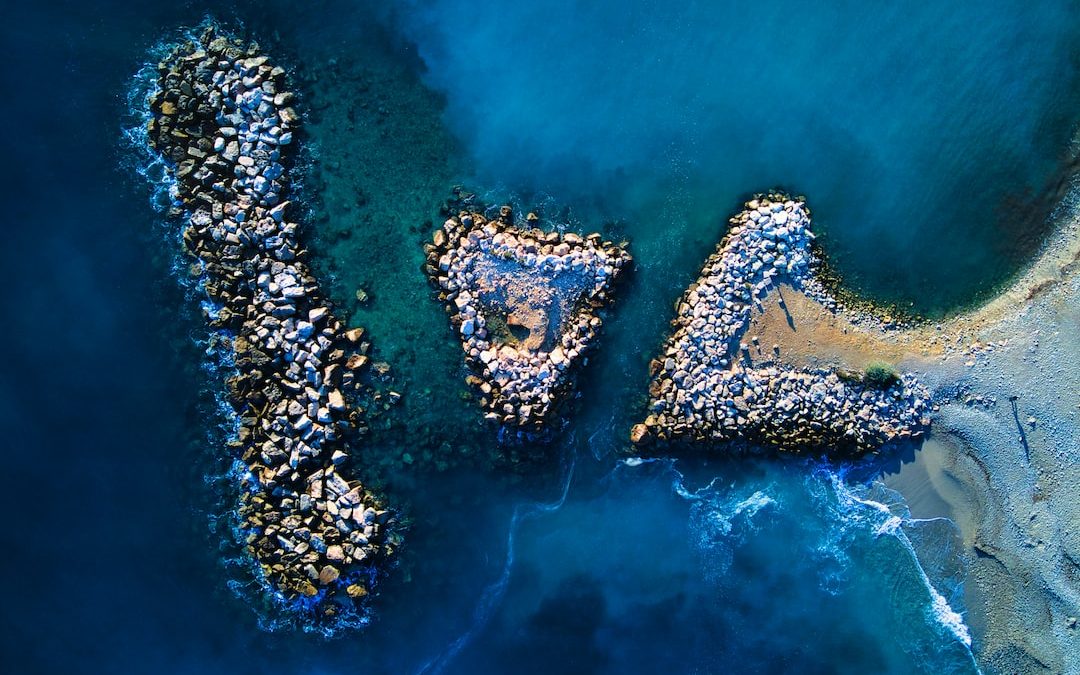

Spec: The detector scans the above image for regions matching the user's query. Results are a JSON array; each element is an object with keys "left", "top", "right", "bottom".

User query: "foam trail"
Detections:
[
  {"left": 825, "top": 470, "right": 977, "bottom": 654},
  {"left": 616, "top": 457, "right": 778, "bottom": 582},
  {"left": 619, "top": 456, "right": 977, "bottom": 666},
  {"left": 586, "top": 413, "right": 619, "bottom": 461},
  {"left": 416, "top": 446, "right": 577, "bottom": 675}
]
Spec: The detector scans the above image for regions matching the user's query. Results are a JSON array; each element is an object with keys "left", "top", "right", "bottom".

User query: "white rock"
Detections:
[{"left": 328, "top": 389, "right": 346, "bottom": 411}]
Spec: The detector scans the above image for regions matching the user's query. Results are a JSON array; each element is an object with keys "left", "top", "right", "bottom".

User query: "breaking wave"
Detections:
[{"left": 619, "top": 455, "right": 978, "bottom": 671}]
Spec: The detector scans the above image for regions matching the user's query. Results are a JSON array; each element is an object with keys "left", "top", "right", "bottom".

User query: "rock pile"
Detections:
[
  {"left": 424, "top": 205, "right": 631, "bottom": 434},
  {"left": 632, "top": 193, "right": 930, "bottom": 453},
  {"left": 143, "top": 25, "right": 394, "bottom": 616}
]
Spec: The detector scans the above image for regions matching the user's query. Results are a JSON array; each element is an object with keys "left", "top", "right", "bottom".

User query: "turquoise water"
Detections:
[{"left": 5, "top": 0, "right": 1080, "bottom": 672}]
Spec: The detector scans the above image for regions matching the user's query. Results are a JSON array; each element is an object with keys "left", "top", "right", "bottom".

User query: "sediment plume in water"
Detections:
[{"left": 139, "top": 23, "right": 396, "bottom": 625}]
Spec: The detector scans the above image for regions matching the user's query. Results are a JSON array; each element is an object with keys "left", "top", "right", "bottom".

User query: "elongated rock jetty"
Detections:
[
  {"left": 142, "top": 25, "right": 394, "bottom": 620},
  {"left": 425, "top": 205, "right": 631, "bottom": 435},
  {"left": 632, "top": 193, "right": 930, "bottom": 452}
]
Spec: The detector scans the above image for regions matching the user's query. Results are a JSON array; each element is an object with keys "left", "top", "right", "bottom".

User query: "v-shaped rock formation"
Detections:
[
  {"left": 425, "top": 205, "right": 631, "bottom": 433},
  {"left": 632, "top": 193, "right": 930, "bottom": 453}
]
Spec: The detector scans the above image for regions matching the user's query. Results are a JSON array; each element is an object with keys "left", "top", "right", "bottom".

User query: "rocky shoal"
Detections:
[
  {"left": 424, "top": 203, "right": 631, "bottom": 436},
  {"left": 143, "top": 24, "right": 394, "bottom": 618},
  {"left": 632, "top": 193, "right": 931, "bottom": 453}
]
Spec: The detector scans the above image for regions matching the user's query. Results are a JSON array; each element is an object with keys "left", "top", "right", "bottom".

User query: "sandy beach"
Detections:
[
  {"left": 917, "top": 268, "right": 1080, "bottom": 673},
  {"left": 752, "top": 181, "right": 1080, "bottom": 672}
]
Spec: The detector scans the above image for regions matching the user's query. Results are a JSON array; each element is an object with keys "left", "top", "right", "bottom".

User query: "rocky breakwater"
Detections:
[
  {"left": 142, "top": 25, "right": 394, "bottom": 620},
  {"left": 424, "top": 204, "right": 631, "bottom": 436},
  {"left": 632, "top": 193, "right": 931, "bottom": 453}
]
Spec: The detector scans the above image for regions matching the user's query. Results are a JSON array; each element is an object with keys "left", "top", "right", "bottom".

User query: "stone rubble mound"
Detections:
[
  {"left": 425, "top": 205, "right": 631, "bottom": 434},
  {"left": 144, "top": 24, "right": 394, "bottom": 618},
  {"left": 632, "top": 193, "right": 930, "bottom": 453}
]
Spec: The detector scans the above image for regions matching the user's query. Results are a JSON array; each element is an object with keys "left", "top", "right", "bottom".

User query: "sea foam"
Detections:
[{"left": 823, "top": 467, "right": 976, "bottom": 652}]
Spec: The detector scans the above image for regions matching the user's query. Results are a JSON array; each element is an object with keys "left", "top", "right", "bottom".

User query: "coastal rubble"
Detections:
[
  {"left": 633, "top": 193, "right": 931, "bottom": 452},
  {"left": 424, "top": 204, "right": 631, "bottom": 435},
  {"left": 143, "top": 25, "right": 394, "bottom": 617}
]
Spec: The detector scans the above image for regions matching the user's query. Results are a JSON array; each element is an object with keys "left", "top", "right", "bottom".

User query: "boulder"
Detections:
[{"left": 318, "top": 565, "right": 340, "bottom": 585}]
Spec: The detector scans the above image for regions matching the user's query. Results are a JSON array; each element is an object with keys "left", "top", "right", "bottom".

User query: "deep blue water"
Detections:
[
  {"left": 3, "top": 1, "right": 1077, "bottom": 673},
  {"left": 397, "top": 0, "right": 1080, "bottom": 315}
]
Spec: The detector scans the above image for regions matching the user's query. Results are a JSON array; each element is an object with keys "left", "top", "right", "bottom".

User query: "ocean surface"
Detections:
[{"left": 4, "top": 0, "right": 1078, "bottom": 672}]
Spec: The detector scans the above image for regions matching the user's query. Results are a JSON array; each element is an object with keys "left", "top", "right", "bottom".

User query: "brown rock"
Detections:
[
  {"left": 318, "top": 565, "right": 340, "bottom": 585},
  {"left": 346, "top": 354, "right": 368, "bottom": 370},
  {"left": 630, "top": 423, "right": 650, "bottom": 444}
]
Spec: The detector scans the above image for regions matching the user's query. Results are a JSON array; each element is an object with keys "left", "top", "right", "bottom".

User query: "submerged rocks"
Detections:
[
  {"left": 425, "top": 204, "right": 631, "bottom": 435},
  {"left": 142, "top": 24, "right": 395, "bottom": 619},
  {"left": 635, "top": 193, "right": 930, "bottom": 453}
]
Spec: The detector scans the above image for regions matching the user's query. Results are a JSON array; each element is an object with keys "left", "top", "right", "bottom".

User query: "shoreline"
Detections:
[
  {"left": 631, "top": 178, "right": 1079, "bottom": 671},
  {"left": 880, "top": 435, "right": 989, "bottom": 645},
  {"left": 881, "top": 179, "right": 1080, "bottom": 672}
]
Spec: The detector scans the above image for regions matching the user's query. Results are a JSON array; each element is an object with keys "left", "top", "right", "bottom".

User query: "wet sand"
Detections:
[
  {"left": 896, "top": 181, "right": 1079, "bottom": 673},
  {"left": 882, "top": 436, "right": 989, "bottom": 646}
]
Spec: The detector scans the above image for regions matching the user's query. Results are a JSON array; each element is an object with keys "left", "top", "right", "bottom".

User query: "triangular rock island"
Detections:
[{"left": 425, "top": 205, "right": 631, "bottom": 434}]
